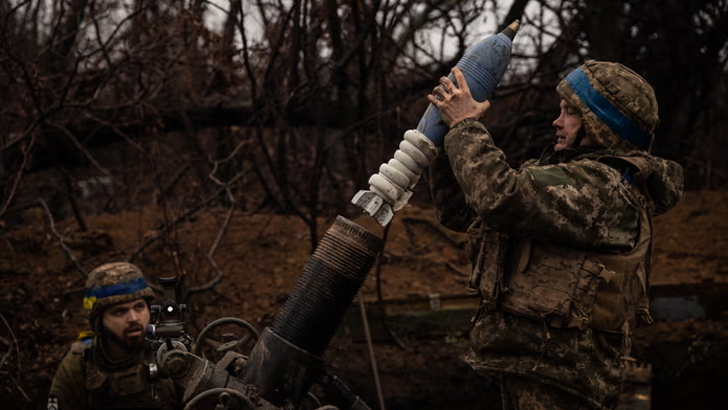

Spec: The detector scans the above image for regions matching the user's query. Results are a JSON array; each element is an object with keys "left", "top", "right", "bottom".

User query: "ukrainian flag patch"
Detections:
[{"left": 83, "top": 296, "right": 97, "bottom": 310}]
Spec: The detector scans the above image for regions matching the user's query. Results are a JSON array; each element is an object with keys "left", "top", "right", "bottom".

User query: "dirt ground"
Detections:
[{"left": 1, "top": 190, "right": 728, "bottom": 409}]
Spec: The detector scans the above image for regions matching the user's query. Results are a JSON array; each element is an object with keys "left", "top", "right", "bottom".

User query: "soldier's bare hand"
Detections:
[{"left": 427, "top": 67, "right": 491, "bottom": 127}]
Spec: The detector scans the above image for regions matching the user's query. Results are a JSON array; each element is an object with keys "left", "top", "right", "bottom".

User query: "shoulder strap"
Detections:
[{"left": 610, "top": 155, "right": 654, "bottom": 184}]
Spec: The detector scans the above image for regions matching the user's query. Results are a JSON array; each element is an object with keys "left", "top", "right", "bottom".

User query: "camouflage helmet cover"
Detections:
[
  {"left": 83, "top": 262, "right": 155, "bottom": 316},
  {"left": 556, "top": 60, "right": 659, "bottom": 151}
]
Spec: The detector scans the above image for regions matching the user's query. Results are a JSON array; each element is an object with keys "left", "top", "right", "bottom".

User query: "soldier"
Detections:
[
  {"left": 48, "top": 262, "right": 178, "bottom": 409},
  {"left": 427, "top": 61, "right": 683, "bottom": 409}
]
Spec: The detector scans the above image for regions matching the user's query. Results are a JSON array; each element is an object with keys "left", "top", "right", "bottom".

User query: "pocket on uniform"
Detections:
[
  {"left": 592, "top": 260, "right": 645, "bottom": 332},
  {"left": 109, "top": 365, "right": 147, "bottom": 396},
  {"left": 499, "top": 245, "right": 608, "bottom": 329},
  {"left": 477, "top": 231, "right": 509, "bottom": 304},
  {"left": 569, "top": 257, "right": 614, "bottom": 328},
  {"left": 467, "top": 221, "right": 485, "bottom": 291}
]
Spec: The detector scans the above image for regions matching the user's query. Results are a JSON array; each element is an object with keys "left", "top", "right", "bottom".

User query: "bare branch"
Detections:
[
  {"left": 0, "top": 342, "right": 12, "bottom": 370},
  {"left": 39, "top": 198, "right": 88, "bottom": 278},
  {"left": 0, "top": 312, "right": 21, "bottom": 380},
  {"left": 186, "top": 140, "right": 252, "bottom": 296},
  {"left": 46, "top": 123, "right": 118, "bottom": 185},
  {"left": 83, "top": 111, "right": 149, "bottom": 156},
  {"left": 0, "top": 133, "right": 36, "bottom": 217},
  {"left": 128, "top": 162, "right": 250, "bottom": 263}
]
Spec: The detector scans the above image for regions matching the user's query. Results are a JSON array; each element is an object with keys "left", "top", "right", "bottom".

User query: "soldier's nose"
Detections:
[
  {"left": 128, "top": 310, "right": 141, "bottom": 322},
  {"left": 553, "top": 115, "right": 563, "bottom": 129}
]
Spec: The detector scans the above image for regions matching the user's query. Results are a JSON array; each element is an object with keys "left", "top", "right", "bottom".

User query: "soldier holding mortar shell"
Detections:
[{"left": 427, "top": 61, "right": 683, "bottom": 409}]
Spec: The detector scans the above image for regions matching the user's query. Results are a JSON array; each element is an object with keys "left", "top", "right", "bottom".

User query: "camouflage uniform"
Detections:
[
  {"left": 49, "top": 263, "right": 178, "bottom": 410},
  {"left": 429, "top": 61, "right": 683, "bottom": 409}
]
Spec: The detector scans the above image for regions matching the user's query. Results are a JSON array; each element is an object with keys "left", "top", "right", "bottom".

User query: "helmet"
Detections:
[
  {"left": 556, "top": 60, "right": 658, "bottom": 151},
  {"left": 84, "top": 262, "right": 155, "bottom": 329}
]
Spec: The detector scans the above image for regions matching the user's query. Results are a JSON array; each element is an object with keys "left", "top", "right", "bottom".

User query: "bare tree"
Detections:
[
  {"left": 2, "top": 0, "right": 727, "bottom": 261},
  {"left": 2, "top": 1, "right": 728, "bottom": 407}
]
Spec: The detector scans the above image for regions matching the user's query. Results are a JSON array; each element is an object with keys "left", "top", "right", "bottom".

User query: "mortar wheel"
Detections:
[
  {"left": 193, "top": 318, "right": 260, "bottom": 363},
  {"left": 183, "top": 388, "right": 256, "bottom": 410}
]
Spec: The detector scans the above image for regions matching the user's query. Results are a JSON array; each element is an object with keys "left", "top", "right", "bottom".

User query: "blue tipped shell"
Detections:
[{"left": 417, "top": 32, "right": 514, "bottom": 147}]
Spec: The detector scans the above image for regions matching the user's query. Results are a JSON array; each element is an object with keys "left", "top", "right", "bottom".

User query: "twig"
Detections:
[
  {"left": 386, "top": 323, "right": 407, "bottom": 350},
  {"left": 0, "top": 345, "right": 12, "bottom": 370},
  {"left": 684, "top": 155, "right": 728, "bottom": 185},
  {"left": 128, "top": 130, "right": 252, "bottom": 264},
  {"left": 185, "top": 143, "right": 248, "bottom": 296},
  {"left": 401, "top": 216, "right": 466, "bottom": 248},
  {"left": 0, "top": 313, "right": 21, "bottom": 380},
  {"left": 4, "top": 239, "right": 15, "bottom": 265},
  {"left": 83, "top": 112, "right": 149, "bottom": 156},
  {"left": 374, "top": 223, "right": 392, "bottom": 304},
  {"left": 255, "top": 213, "right": 277, "bottom": 241},
  {"left": 445, "top": 261, "right": 469, "bottom": 277},
  {"left": 128, "top": 189, "right": 221, "bottom": 263},
  {"left": 158, "top": 162, "right": 192, "bottom": 201},
  {"left": 11, "top": 376, "right": 30, "bottom": 402},
  {"left": 357, "top": 296, "right": 387, "bottom": 410},
  {"left": 58, "top": 167, "right": 88, "bottom": 232},
  {"left": 0, "top": 133, "right": 36, "bottom": 217},
  {"left": 46, "top": 123, "right": 119, "bottom": 186},
  {"left": 185, "top": 198, "right": 232, "bottom": 295},
  {"left": 61, "top": 286, "right": 86, "bottom": 296},
  {"left": 39, "top": 198, "right": 88, "bottom": 278},
  {"left": 128, "top": 168, "right": 248, "bottom": 263}
]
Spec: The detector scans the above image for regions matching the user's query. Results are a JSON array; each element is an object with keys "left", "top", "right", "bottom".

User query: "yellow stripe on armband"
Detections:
[
  {"left": 83, "top": 296, "right": 97, "bottom": 310},
  {"left": 77, "top": 330, "right": 94, "bottom": 341}
]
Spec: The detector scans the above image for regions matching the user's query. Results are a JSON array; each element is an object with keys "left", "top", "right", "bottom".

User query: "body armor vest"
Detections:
[
  {"left": 470, "top": 156, "right": 654, "bottom": 334},
  {"left": 82, "top": 345, "right": 171, "bottom": 410}
]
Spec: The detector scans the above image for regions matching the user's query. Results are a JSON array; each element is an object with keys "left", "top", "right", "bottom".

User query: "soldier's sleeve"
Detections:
[
  {"left": 48, "top": 350, "right": 90, "bottom": 410},
  {"left": 428, "top": 146, "right": 477, "bottom": 233},
  {"left": 443, "top": 121, "right": 641, "bottom": 249},
  {"left": 647, "top": 156, "right": 684, "bottom": 216}
]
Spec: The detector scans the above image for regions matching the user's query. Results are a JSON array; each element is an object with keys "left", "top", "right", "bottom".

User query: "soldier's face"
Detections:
[
  {"left": 553, "top": 99, "right": 583, "bottom": 151},
  {"left": 102, "top": 298, "right": 150, "bottom": 346}
]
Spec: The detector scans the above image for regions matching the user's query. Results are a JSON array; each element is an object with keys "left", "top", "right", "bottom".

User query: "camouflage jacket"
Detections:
[
  {"left": 429, "top": 119, "right": 682, "bottom": 245},
  {"left": 429, "top": 119, "right": 683, "bottom": 406},
  {"left": 49, "top": 337, "right": 178, "bottom": 410}
]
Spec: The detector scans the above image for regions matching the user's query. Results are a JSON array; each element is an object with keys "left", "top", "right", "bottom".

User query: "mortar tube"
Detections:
[{"left": 239, "top": 216, "right": 383, "bottom": 407}]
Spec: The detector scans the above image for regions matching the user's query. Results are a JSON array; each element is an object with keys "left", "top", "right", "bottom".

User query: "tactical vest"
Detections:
[
  {"left": 470, "top": 156, "right": 654, "bottom": 334},
  {"left": 80, "top": 344, "right": 174, "bottom": 410}
]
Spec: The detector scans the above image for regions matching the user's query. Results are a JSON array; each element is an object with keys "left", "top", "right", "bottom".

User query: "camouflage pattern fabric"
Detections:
[
  {"left": 464, "top": 309, "right": 621, "bottom": 409},
  {"left": 500, "top": 374, "right": 593, "bottom": 410},
  {"left": 84, "top": 262, "right": 155, "bottom": 315},
  {"left": 431, "top": 121, "right": 681, "bottom": 248},
  {"left": 428, "top": 120, "right": 683, "bottom": 408},
  {"left": 49, "top": 343, "right": 93, "bottom": 409},
  {"left": 49, "top": 339, "right": 178, "bottom": 410}
]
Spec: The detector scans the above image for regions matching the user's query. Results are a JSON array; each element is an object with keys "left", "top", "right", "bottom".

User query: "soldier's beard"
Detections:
[
  {"left": 113, "top": 322, "right": 146, "bottom": 348},
  {"left": 97, "top": 324, "right": 146, "bottom": 371}
]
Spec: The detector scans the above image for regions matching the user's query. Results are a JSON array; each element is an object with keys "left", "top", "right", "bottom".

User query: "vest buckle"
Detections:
[{"left": 638, "top": 194, "right": 650, "bottom": 209}]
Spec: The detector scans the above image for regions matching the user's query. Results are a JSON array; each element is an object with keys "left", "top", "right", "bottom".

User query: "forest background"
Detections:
[{"left": 1, "top": 0, "right": 727, "bottom": 409}]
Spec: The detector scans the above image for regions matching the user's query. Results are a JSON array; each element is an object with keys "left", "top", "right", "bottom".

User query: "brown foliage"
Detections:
[{"left": 0, "top": 1, "right": 728, "bottom": 406}]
